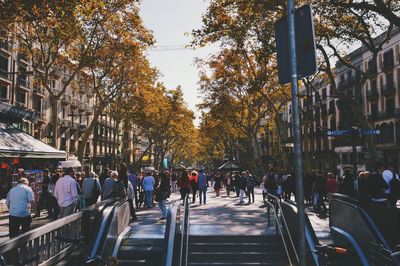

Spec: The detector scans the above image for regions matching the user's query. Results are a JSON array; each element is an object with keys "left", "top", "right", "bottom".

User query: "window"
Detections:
[
  {"left": 34, "top": 96, "right": 42, "bottom": 113},
  {"left": 371, "top": 103, "right": 378, "bottom": 117},
  {"left": 0, "top": 56, "right": 8, "bottom": 77},
  {"left": 16, "top": 89, "right": 26, "bottom": 105},
  {"left": 386, "top": 98, "right": 395, "bottom": 115},
  {"left": 18, "top": 65, "right": 27, "bottom": 87},
  {"left": 0, "top": 85, "right": 7, "bottom": 99},
  {"left": 322, "top": 88, "right": 327, "bottom": 100}
]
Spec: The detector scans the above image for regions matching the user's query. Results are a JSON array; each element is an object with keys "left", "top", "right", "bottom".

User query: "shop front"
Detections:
[{"left": 0, "top": 123, "right": 66, "bottom": 200}]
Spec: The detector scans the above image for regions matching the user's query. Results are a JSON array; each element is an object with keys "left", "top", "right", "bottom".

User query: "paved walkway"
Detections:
[{"left": 189, "top": 187, "right": 276, "bottom": 236}]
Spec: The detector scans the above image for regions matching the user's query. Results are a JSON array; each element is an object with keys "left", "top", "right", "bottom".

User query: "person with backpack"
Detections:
[
  {"left": 383, "top": 162, "right": 400, "bottom": 208},
  {"left": 82, "top": 172, "right": 101, "bottom": 206},
  {"left": 198, "top": 170, "right": 208, "bottom": 204},
  {"left": 367, "top": 162, "right": 389, "bottom": 205}
]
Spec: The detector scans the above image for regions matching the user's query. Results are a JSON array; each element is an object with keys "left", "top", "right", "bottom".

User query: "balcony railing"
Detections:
[
  {"left": 70, "top": 99, "right": 79, "bottom": 109},
  {"left": 60, "top": 119, "right": 72, "bottom": 128},
  {"left": 78, "top": 103, "right": 87, "bottom": 113},
  {"left": 86, "top": 106, "right": 94, "bottom": 115},
  {"left": 382, "top": 59, "right": 394, "bottom": 71},
  {"left": 0, "top": 69, "right": 9, "bottom": 79},
  {"left": 33, "top": 87, "right": 46, "bottom": 96},
  {"left": 367, "top": 65, "right": 377, "bottom": 77},
  {"left": 0, "top": 40, "right": 11, "bottom": 52},
  {"left": 61, "top": 95, "right": 71, "bottom": 105}
]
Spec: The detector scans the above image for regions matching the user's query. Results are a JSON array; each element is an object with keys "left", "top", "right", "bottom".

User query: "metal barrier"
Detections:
[
  {"left": 179, "top": 195, "right": 190, "bottom": 266},
  {"left": 0, "top": 212, "right": 82, "bottom": 266},
  {"left": 0, "top": 199, "right": 118, "bottom": 266},
  {"left": 164, "top": 203, "right": 179, "bottom": 266},
  {"left": 266, "top": 193, "right": 299, "bottom": 266},
  {"left": 329, "top": 194, "right": 400, "bottom": 265}
]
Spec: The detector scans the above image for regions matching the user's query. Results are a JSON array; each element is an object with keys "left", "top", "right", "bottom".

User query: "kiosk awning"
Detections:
[{"left": 0, "top": 124, "right": 66, "bottom": 159}]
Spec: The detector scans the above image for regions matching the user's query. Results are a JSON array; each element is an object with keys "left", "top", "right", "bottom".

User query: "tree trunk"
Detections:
[
  {"left": 77, "top": 104, "right": 105, "bottom": 165},
  {"left": 51, "top": 96, "right": 59, "bottom": 148}
]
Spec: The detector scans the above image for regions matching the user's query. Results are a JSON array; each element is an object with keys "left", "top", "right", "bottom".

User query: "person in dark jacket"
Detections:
[
  {"left": 157, "top": 172, "right": 171, "bottom": 220},
  {"left": 367, "top": 162, "right": 389, "bottom": 205},
  {"left": 246, "top": 173, "right": 255, "bottom": 204}
]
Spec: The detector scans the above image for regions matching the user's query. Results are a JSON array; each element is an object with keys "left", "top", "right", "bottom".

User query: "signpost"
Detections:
[{"left": 275, "top": 3, "right": 317, "bottom": 266}]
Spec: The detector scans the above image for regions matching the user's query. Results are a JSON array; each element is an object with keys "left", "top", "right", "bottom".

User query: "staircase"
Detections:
[
  {"left": 117, "top": 237, "right": 165, "bottom": 266},
  {"left": 187, "top": 235, "right": 290, "bottom": 266}
]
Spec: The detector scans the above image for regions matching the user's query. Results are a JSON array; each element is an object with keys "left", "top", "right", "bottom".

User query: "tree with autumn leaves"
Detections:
[{"left": 194, "top": 0, "right": 400, "bottom": 172}]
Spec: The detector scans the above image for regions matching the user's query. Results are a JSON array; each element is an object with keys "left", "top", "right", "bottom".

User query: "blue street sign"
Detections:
[{"left": 327, "top": 129, "right": 380, "bottom": 137}]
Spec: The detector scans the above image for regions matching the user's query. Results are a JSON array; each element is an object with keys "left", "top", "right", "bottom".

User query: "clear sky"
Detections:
[{"left": 139, "top": 0, "right": 217, "bottom": 126}]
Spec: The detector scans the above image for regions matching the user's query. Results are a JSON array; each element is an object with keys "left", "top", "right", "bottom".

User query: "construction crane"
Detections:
[{"left": 147, "top": 45, "right": 194, "bottom": 52}]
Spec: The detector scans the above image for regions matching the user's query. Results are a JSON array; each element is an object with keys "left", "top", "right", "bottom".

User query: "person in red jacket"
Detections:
[
  {"left": 326, "top": 172, "right": 337, "bottom": 194},
  {"left": 178, "top": 171, "right": 190, "bottom": 203},
  {"left": 189, "top": 171, "right": 199, "bottom": 203}
]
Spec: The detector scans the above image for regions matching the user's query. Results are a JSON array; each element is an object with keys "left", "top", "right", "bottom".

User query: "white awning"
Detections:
[{"left": 0, "top": 124, "right": 66, "bottom": 159}]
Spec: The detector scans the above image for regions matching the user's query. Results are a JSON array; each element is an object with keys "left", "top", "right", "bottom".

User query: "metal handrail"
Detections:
[
  {"left": 179, "top": 195, "right": 190, "bottom": 266},
  {"left": 329, "top": 196, "right": 399, "bottom": 265},
  {"left": 266, "top": 193, "right": 299, "bottom": 265},
  {"left": 164, "top": 203, "right": 178, "bottom": 266},
  {"left": 0, "top": 198, "right": 118, "bottom": 266}
]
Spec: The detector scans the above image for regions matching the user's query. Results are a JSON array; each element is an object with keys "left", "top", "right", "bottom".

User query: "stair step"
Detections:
[
  {"left": 121, "top": 238, "right": 164, "bottom": 246},
  {"left": 189, "top": 235, "right": 281, "bottom": 243},
  {"left": 188, "top": 261, "right": 289, "bottom": 266},
  {"left": 189, "top": 242, "right": 283, "bottom": 252},
  {"left": 188, "top": 251, "right": 287, "bottom": 261},
  {"left": 118, "top": 245, "right": 164, "bottom": 260},
  {"left": 117, "top": 259, "right": 163, "bottom": 266}
]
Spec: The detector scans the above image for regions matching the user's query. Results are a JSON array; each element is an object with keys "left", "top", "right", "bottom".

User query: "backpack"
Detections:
[{"left": 390, "top": 172, "right": 400, "bottom": 199}]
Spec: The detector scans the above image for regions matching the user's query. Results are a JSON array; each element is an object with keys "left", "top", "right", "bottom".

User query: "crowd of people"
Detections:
[{"left": 5, "top": 161, "right": 399, "bottom": 238}]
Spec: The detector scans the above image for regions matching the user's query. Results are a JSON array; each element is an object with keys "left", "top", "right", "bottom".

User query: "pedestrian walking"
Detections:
[
  {"left": 198, "top": 170, "right": 208, "bottom": 204},
  {"left": 225, "top": 173, "right": 232, "bottom": 197},
  {"left": 214, "top": 172, "right": 223, "bottom": 197},
  {"left": 36, "top": 169, "right": 50, "bottom": 218},
  {"left": 54, "top": 168, "right": 78, "bottom": 218},
  {"left": 142, "top": 171, "right": 155, "bottom": 208},
  {"left": 156, "top": 172, "right": 171, "bottom": 220},
  {"left": 178, "top": 172, "right": 190, "bottom": 203},
  {"left": 82, "top": 171, "right": 101, "bottom": 207},
  {"left": 383, "top": 162, "right": 400, "bottom": 208},
  {"left": 102, "top": 171, "right": 118, "bottom": 200},
  {"left": 47, "top": 172, "right": 60, "bottom": 219},
  {"left": 246, "top": 173, "right": 255, "bottom": 204},
  {"left": 171, "top": 172, "right": 178, "bottom": 193},
  {"left": 128, "top": 171, "right": 139, "bottom": 207},
  {"left": 190, "top": 171, "right": 199, "bottom": 203},
  {"left": 238, "top": 172, "right": 247, "bottom": 204},
  {"left": 367, "top": 162, "right": 389, "bottom": 205},
  {"left": 6, "top": 178, "right": 36, "bottom": 238},
  {"left": 120, "top": 163, "right": 137, "bottom": 221}
]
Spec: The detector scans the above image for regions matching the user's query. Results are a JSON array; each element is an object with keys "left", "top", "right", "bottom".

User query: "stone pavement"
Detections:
[{"left": 189, "top": 187, "right": 276, "bottom": 236}]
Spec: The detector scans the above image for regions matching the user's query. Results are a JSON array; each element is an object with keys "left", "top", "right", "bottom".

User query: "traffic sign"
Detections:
[
  {"left": 275, "top": 5, "right": 317, "bottom": 85},
  {"left": 326, "top": 129, "right": 380, "bottom": 137}
]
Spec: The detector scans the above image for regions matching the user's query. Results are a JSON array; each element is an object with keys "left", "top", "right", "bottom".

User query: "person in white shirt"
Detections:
[
  {"left": 54, "top": 168, "right": 78, "bottom": 217},
  {"left": 382, "top": 163, "right": 399, "bottom": 194},
  {"left": 6, "top": 178, "right": 35, "bottom": 238}
]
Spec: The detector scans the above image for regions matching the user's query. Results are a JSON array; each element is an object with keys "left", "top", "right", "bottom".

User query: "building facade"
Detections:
[{"left": 282, "top": 28, "right": 400, "bottom": 174}]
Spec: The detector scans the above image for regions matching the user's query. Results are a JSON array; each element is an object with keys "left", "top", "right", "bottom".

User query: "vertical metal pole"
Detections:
[
  {"left": 352, "top": 129, "right": 358, "bottom": 192},
  {"left": 287, "top": 1, "right": 306, "bottom": 265}
]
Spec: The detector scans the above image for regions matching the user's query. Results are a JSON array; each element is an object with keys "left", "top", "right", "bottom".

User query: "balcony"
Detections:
[
  {"left": 86, "top": 106, "right": 94, "bottom": 115},
  {"left": 60, "top": 119, "right": 72, "bottom": 129},
  {"left": 367, "top": 88, "right": 379, "bottom": 100},
  {"left": 33, "top": 87, "right": 46, "bottom": 96},
  {"left": 71, "top": 99, "right": 79, "bottom": 109},
  {"left": 78, "top": 103, "right": 87, "bottom": 113},
  {"left": 18, "top": 53, "right": 28, "bottom": 63},
  {"left": 71, "top": 122, "right": 79, "bottom": 131},
  {"left": 0, "top": 69, "right": 10, "bottom": 80},
  {"left": 79, "top": 124, "right": 87, "bottom": 133},
  {"left": 368, "top": 113, "right": 378, "bottom": 121},
  {"left": 61, "top": 95, "right": 71, "bottom": 105},
  {"left": 0, "top": 40, "right": 11, "bottom": 52},
  {"left": 383, "top": 82, "right": 395, "bottom": 96}
]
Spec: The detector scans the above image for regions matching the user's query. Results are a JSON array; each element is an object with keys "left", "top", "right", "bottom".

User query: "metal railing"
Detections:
[
  {"left": 0, "top": 199, "right": 118, "bottom": 266},
  {"left": 0, "top": 212, "right": 82, "bottom": 266},
  {"left": 164, "top": 203, "right": 179, "bottom": 266},
  {"left": 179, "top": 195, "right": 190, "bottom": 266},
  {"left": 266, "top": 193, "right": 299, "bottom": 266},
  {"left": 329, "top": 194, "right": 399, "bottom": 265}
]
